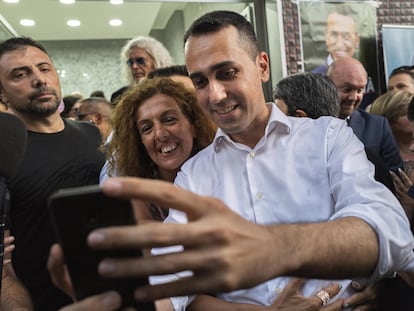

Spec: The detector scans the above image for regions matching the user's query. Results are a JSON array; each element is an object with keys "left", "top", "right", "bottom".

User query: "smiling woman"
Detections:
[
  {"left": 103, "top": 77, "right": 216, "bottom": 220},
  {"left": 106, "top": 77, "right": 216, "bottom": 182}
]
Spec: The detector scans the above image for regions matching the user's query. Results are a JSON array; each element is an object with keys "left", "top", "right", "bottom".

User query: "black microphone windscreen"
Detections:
[{"left": 0, "top": 112, "right": 27, "bottom": 180}]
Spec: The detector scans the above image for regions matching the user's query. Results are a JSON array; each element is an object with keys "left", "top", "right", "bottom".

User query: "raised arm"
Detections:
[{"left": 79, "top": 177, "right": 401, "bottom": 301}]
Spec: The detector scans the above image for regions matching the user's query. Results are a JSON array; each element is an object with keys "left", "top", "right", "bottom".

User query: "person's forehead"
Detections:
[
  {"left": 137, "top": 94, "right": 181, "bottom": 118},
  {"left": 185, "top": 26, "right": 246, "bottom": 73},
  {"left": 129, "top": 47, "right": 151, "bottom": 57},
  {"left": 327, "top": 14, "right": 356, "bottom": 31},
  {"left": 0, "top": 46, "right": 51, "bottom": 69},
  {"left": 332, "top": 63, "right": 366, "bottom": 84},
  {"left": 336, "top": 71, "right": 366, "bottom": 87},
  {"left": 389, "top": 73, "right": 414, "bottom": 85}
]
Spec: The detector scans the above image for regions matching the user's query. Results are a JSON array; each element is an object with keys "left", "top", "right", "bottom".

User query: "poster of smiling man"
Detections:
[{"left": 299, "top": 1, "right": 378, "bottom": 91}]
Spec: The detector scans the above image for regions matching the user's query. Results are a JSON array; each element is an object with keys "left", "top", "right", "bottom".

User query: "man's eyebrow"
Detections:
[
  {"left": 10, "top": 66, "right": 31, "bottom": 75},
  {"left": 10, "top": 62, "right": 51, "bottom": 73},
  {"left": 189, "top": 61, "right": 235, "bottom": 80}
]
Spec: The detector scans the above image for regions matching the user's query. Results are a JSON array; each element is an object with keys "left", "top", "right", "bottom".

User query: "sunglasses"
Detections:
[{"left": 126, "top": 57, "right": 146, "bottom": 67}]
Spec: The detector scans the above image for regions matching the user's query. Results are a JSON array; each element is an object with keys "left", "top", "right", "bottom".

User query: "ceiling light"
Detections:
[
  {"left": 109, "top": 19, "right": 122, "bottom": 26},
  {"left": 60, "top": 0, "right": 75, "bottom": 4},
  {"left": 3, "top": 0, "right": 19, "bottom": 3},
  {"left": 110, "top": 0, "right": 123, "bottom": 4},
  {"left": 20, "top": 19, "right": 35, "bottom": 27},
  {"left": 67, "top": 20, "right": 81, "bottom": 27}
]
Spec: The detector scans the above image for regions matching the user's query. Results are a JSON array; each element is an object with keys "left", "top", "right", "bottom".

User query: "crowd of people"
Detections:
[{"left": 1, "top": 9, "right": 414, "bottom": 311}]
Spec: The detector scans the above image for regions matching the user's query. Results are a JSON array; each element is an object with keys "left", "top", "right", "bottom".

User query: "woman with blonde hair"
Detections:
[{"left": 370, "top": 90, "right": 414, "bottom": 174}]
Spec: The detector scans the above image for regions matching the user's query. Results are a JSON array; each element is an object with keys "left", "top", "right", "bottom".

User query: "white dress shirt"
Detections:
[{"left": 151, "top": 103, "right": 414, "bottom": 310}]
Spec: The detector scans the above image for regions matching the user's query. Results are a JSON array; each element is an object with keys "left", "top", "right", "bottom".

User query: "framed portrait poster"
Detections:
[{"left": 299, "top": 1, "right": 379, "bottom": 92}]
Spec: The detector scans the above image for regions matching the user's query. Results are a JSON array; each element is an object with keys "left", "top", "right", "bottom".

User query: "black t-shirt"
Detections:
[{"left": 8, "top": 119, "right": 105, "bottom": 311}]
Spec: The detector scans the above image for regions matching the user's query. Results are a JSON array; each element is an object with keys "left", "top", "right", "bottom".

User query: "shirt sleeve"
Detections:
[{"left": 327, "top": 122, "right": 414, "bottom": 282}]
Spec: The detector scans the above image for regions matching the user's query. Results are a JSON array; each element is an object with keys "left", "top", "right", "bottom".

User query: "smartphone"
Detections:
[{"left": 48, "top": 184, "right": 155, "bottom": 311}]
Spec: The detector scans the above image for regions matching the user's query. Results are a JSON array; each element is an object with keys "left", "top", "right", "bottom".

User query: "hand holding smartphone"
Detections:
[{"left": 48, "top": 184, "right": 155, "bottom": 311}]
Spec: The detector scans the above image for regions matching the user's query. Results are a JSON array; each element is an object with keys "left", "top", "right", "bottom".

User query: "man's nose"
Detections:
[{"left": 208, "top": 80, "right": 226, "bottom": 104}]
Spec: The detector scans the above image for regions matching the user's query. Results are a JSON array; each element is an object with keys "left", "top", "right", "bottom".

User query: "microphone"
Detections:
[{"left": 0, "top": 112, "right": 27, "bottom": 295}]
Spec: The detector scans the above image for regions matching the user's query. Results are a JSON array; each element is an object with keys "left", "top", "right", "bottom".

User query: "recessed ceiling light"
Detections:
[
  {"left": 110, "top": 0, "right": 123, "bottom": 5},
  {"left": 3, "top": 0, "right": 19, "bottom": 3},
  {"left": 20, "top": 19, "right": 35, "bottom": 27},
  {"left": 67, "top": 19, "right": 81, "bottom": 27},
  {"left": 60, "top": 0, "right": 75, "bottom": 4},
  {"left": 109, "top": 19, "right": 122, "bottom": 26}
]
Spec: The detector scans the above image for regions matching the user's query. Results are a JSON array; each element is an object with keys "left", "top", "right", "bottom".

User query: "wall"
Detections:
[
  {"left": 41, "top": 39, "right": 126, "bottom": 98},
  {"left": 39, "top": 2, "right": 249, "bottom": 98}
]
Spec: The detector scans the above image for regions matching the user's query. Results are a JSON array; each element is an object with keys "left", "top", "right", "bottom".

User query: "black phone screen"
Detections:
[{"left": 48, "top": 185, "right": 155, "bottom": 311}]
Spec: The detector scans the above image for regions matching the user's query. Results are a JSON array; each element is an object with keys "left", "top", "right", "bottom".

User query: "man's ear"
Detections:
[
  {"left": 95, "top": 113, "right": 103, "bottom": 125},
  {"left": 294, "top": 109, "right": 308, "bottom": 118},
  {"left": 0, "top": 87, "right": 9, "bottom": 104},
  {"left": 258, "top": 52, "right": 270, "bottom": 83}
]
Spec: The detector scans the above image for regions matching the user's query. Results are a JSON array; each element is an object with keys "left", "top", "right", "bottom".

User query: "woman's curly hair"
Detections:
[{"left": 107, "top": 77, "right": 216, "bottom": 179}]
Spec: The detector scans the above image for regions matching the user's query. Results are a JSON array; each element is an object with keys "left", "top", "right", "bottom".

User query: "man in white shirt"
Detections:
[{"left": 50, "top": 10, "right": 414, "bottom": 311}]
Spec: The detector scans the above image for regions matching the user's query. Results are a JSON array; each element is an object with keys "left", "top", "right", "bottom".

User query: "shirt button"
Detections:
[
  {"left": 257, "top": 192, "right": 263, "bottom": 199},
  {"left": 250, "top": 151, "right": 256, "bottom": 158}
]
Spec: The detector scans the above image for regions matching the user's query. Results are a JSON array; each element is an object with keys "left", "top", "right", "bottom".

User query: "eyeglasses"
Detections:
[{"left": 126, "top": 57, "right": 146, "bottom": 68}]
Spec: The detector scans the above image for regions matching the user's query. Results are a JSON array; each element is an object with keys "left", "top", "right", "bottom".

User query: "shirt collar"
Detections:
[
  {"left": 212, "top": 102, "right": 291, "bottom": 151},
  {"left": 327, "top": 54, "right": 334, "bottom": 66}
]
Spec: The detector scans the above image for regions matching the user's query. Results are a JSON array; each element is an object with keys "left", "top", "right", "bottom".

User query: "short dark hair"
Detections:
[
  {"left": 389, "top": 65, "right": 414, "bottom": 81},
  {"left": 273, "top": 72, "right": 340, "bottom": 118},
  {"left": 61, "top": 94, "right": 83, "bottom": 117},
  {"left": 79, "top": 96, "right": 111, "bottom": 106},
  {"left": 147, "top": 65, "right": 188, "bottom": 79},
  {"left": 0, "top": 37, "right": 48, "bottom": 59},
  {"left": 90, "top": 90, "right": 106, "bottom": 98},
  {"left": 183, "top": 10, "right": 259, "bottom": 59}
]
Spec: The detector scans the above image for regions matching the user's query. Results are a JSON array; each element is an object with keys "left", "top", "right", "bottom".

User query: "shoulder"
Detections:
[
  {"left": 357, "top": 109, "right": 388, "bottom": 128},
  {"left": 311, "top": 63, "right": 328, "bottom": 74},
  {"left": 64, "top": 119, "right": 102, "bottom": 140},
  {"left": 289, "top": 115, "right": 347, "bottom": 135}
]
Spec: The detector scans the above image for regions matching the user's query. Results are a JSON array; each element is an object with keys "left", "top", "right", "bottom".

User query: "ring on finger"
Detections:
[{"left": 316, "top": 289, "right": 330, "bottom": 305}]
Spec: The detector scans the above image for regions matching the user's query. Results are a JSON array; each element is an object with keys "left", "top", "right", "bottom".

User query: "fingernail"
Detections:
[
  {"left": 338, "top": 283, "right": 342, "bottom": 289},
  {"left": 342, "top": 303, "right": 351, "bottom": 309},
  {"left": 102, "top": 291, "right": 121, "bottom": 308},
  {"left": 99, "top": 260, "right": 115, "bottom": 275},
  {"left": 88, "top": 231, "right": 105, "bottom": 245}
]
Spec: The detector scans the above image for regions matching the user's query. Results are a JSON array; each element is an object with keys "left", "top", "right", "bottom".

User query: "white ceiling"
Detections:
[{"left": 0, "top": 0, "right": 188, "bottom": 41}]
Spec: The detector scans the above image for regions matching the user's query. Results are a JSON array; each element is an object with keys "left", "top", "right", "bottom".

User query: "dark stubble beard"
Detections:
[{"left": 14, "top": 86, "right": 60, "bottom": 118}]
